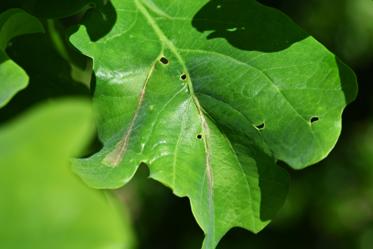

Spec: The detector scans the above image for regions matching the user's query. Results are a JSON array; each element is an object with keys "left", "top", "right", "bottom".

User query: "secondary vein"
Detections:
[{"left": 103, "top": 59, "right": 157, "bottom": 167}]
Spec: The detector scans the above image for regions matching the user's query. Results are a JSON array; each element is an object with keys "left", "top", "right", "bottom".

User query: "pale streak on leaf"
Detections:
[{"left": 103, "top": 60, "right": 157, "bottom": 167}]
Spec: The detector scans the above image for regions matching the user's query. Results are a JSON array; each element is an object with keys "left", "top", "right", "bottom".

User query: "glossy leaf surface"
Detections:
[{"left": 71, "top": 0, "right": 357, "bottom": 248}]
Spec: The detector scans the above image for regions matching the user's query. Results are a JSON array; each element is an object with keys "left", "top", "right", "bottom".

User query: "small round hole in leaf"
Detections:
[
  {"left": 255, "top": 123, "right": 265, "bottom": 130},
  {"left": 180, "top": 73, "right": 187, "bottom": 80},
  {"left": 197, "top": 134, "right": 202, "bottom": 139},
  {"left": 160, "top": 57, "right": 169, "bottom": 64},
  {"left": 310, "top": 116, "right": 319, "bottom": 124}
]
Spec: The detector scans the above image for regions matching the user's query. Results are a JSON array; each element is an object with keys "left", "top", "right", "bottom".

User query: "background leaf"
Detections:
[
  {"left": 0, "top": 9, "right": 43, "bottom": 108},
  {"left": 70, "top": 0, "right": 357, "bottom": 248},
  {"left": 0, "top": 98, "right": 135, "bottom": 249}
]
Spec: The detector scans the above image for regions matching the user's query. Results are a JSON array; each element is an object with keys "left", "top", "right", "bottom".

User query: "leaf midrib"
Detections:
[{"left": 134, "top": 0, "right": 216, "bottom": 242}]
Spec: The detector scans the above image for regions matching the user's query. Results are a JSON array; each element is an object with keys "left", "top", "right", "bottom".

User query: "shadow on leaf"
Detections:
[{"left": 192, "top": 0, "right": 307, "bottom": 52}]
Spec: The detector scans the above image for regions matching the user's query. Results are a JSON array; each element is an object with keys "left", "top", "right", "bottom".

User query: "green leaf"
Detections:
[
  {"left": 70, "top": 0, "right": 357, "bottom": 248},
  {"left": 0, "top": 59, "right": 28, "bottom": 108},
  {"left": 0, "top": 98, "right": 135, "bottom": 249},
  {"left": 0, "top": 9, "right": 43, "bottom": 108}
]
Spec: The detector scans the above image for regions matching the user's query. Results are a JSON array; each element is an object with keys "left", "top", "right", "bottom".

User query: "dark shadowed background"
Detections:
[{"left": 0, "top": 0, "right": 372, "bottom": 248}]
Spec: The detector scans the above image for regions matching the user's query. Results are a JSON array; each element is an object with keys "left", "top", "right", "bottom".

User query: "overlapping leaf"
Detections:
[
  {"left": 0, "top": 98, "right": 135, "bottom": 249},
  {"left": 0, "top": 9, "right": 43, "bottom": 108},
  {"left": 71, "top": 0, "right": 357, "bottom": 248}
]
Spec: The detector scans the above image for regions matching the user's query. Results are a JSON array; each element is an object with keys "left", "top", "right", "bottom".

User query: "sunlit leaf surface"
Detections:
[{"left": 71, "top": 0, "right": 357, "bottom": 248}]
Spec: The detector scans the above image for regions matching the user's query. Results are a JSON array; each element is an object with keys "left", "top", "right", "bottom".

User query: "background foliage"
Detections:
[{"left": 0, "top": 0, "right": 371, "bottom": 249}]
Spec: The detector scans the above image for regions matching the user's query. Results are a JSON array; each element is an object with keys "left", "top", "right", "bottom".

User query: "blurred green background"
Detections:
[{"left": 0, "top": 0, "right": 372, "bottom": 248}]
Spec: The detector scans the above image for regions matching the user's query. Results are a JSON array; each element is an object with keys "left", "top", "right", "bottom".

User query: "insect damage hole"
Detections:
[
  {"left": 160, "top": 57, "right": 169, "bottom": 65},
  {"left": 310, "top": 116, "right": 319, "bottom": 124},
  {"left": 254, "top": 122, "right": 265, "bottom": 131},
  {"left": 180, "top": 73, "right": 187, "bottom": 81},
  {"left": 197, "top": 134, "right": 203, "bottom": 139}
]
